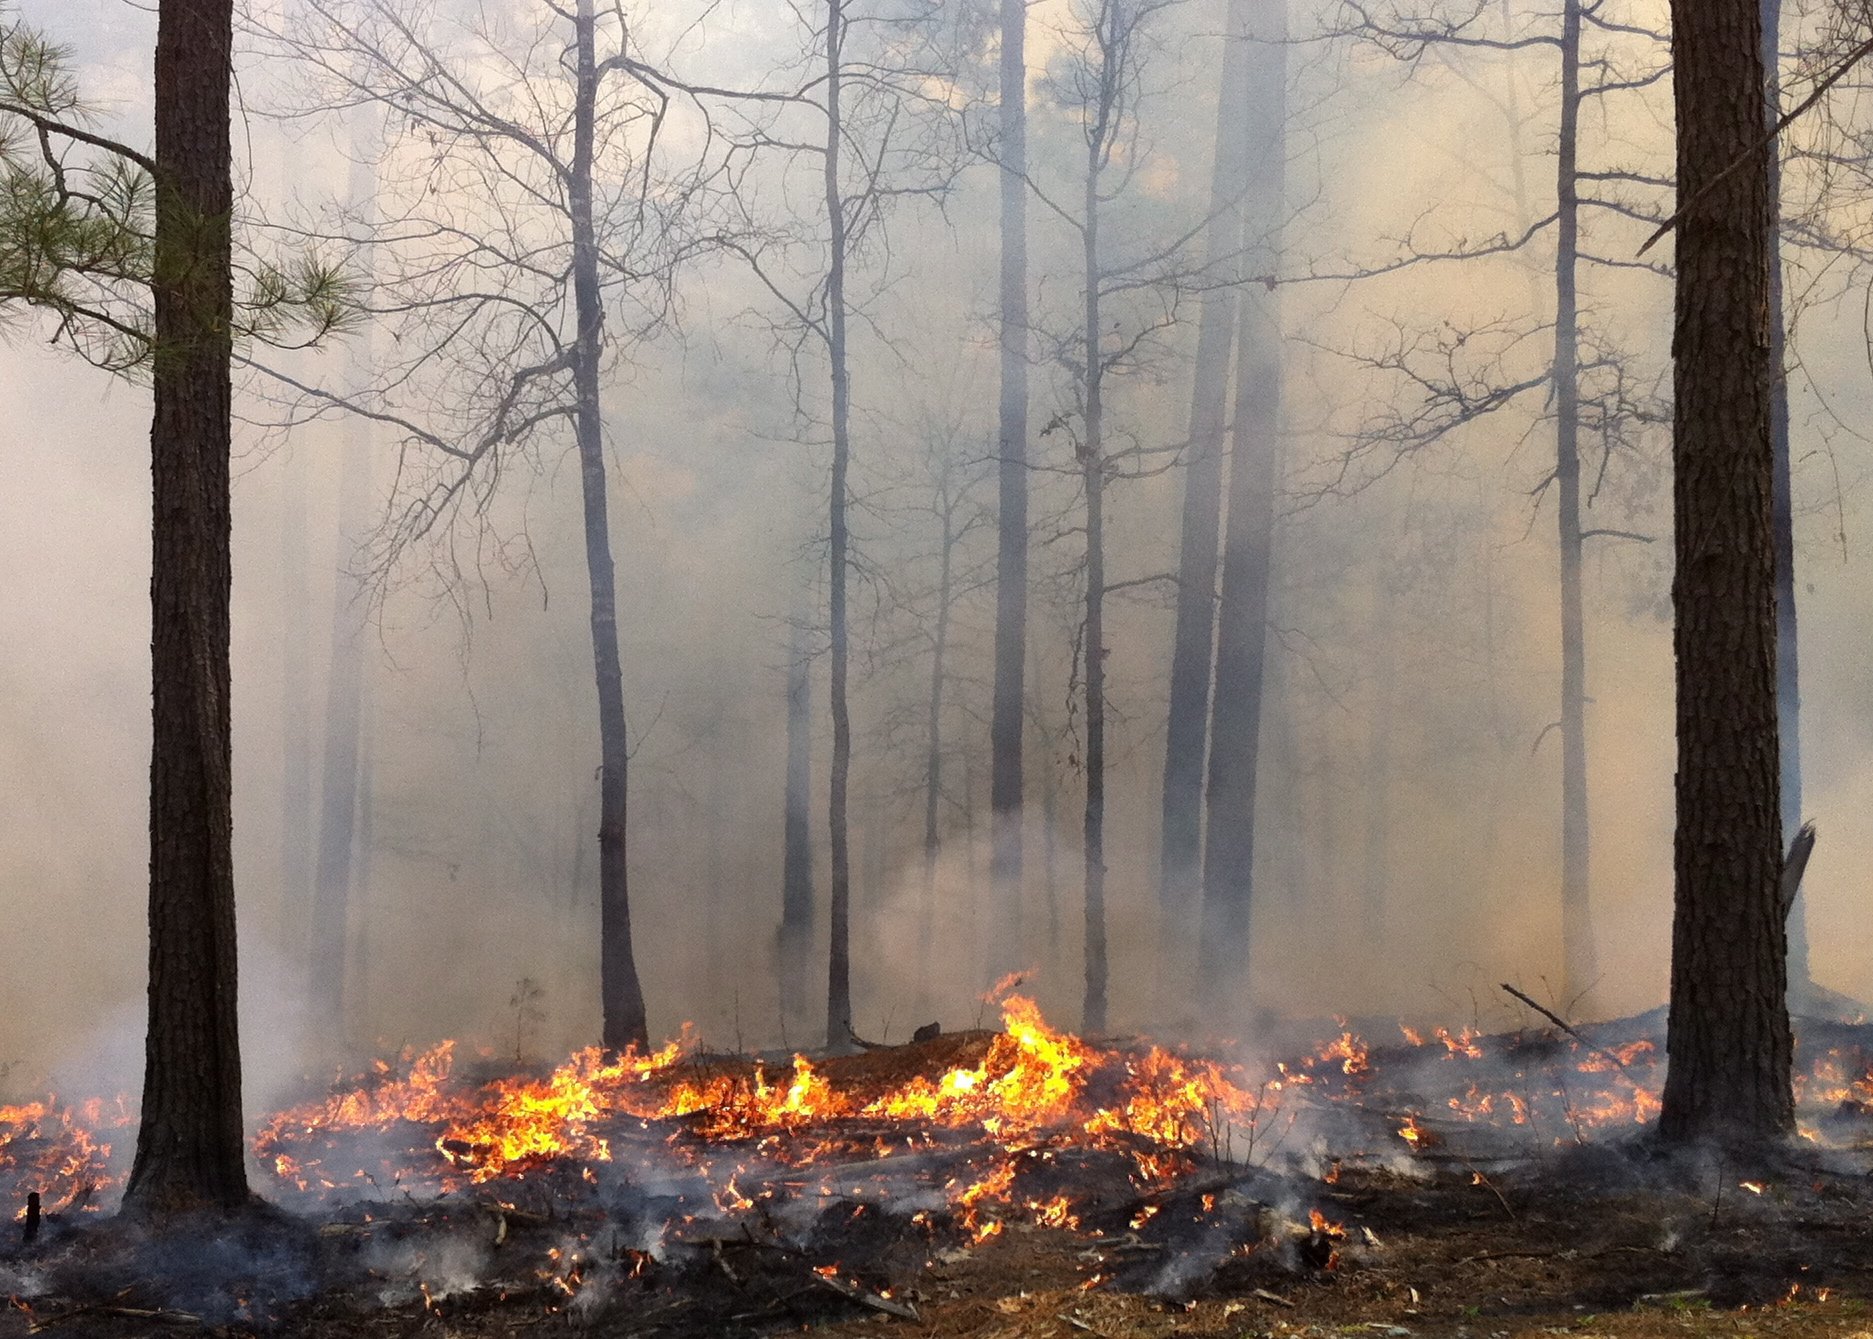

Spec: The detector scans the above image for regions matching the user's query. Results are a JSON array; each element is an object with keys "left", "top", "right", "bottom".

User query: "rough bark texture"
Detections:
[
  {"left": 1554, "top": 0, "right": 1600, "bottom": 1007},
  {"left": 1657, "top": 0, "right": 1793, "bottom": 1145},
  {"left": 1762, "top": 0, "right": 1808, "bottom": 994},
  {"left": 572, "top": 0, "right": 648, "bottom": 1052},
  {"left": 779, "top": 611, "right": 815, "bottom": 1035},
  {"left": 1196, "top": 0, "right": 1285, "bottom": 1011},
  {"left": 987, "top": 0, "right": 1029, "bottom": 980},
  {"left": 1159, "top": 0, "right": 1252, "bottom": 997},
  {"left": 824, "top": 0, "right": 856, "bottom": 1049},
  {"left": 123, "top": 0, "right": 250, "bottom": 1216}
]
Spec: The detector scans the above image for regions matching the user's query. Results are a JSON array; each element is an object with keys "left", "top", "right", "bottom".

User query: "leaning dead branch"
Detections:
[{"left": 1498, "top": 983, "right": 1642, "bottom": 1082}]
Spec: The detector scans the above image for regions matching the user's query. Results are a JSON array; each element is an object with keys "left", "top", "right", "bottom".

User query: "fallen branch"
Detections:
[
  {"left": 810, "top": 1271, "right": 919, "bottom": 1321},
  {"left": 1499, "top": 983, "right": 1645, "bottom": 1084},
  {"left": 29, "top": 1305, "right": 201, "bottom": 1333}
]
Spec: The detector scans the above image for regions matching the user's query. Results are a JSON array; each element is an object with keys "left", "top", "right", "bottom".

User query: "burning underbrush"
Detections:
[{"left": 12, "top": 997, "right": 1873, "bottom": 1332}]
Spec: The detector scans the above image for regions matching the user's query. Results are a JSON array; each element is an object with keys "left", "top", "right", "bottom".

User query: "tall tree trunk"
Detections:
[
  {"left": 779, "top": 610, "right": 815, "bottom": 1037},
  {"left": 824, "top": 0, "right": 856, "bottom": 1048},
  {"left": 920, "top": 515, "right": 956, "bottom": 999},
  {"left": 1036, "top": 700, "right": 1061, "bottom": 957},
  {"left": 1264, "top": 607, "right": 1302, "bottom": 910},
  {"left": 572, "top": 0, "right": 648, "bottom": 1052},
  {"left": 1554, "top": 0, "right": 1599, "bottom": 1006},
  {"left": 279, "top": 447, "right": 313, "bottom": 961},
  {"left": 1196, "top": 0, "right": 1286, "bottom": 1012},
  {"left": 1159, "top": 0, "right": 1252, "bottom": 998},
  {"left": 1657, "top": 0, "right": 1792, "bottom": 1145},
  {"left": 1762, "top": 0, "right": 1808, "bottom": 997},
  {"left": 124, "top": 0, "right": 249, "bottom": 1216},
  {"left": 988, "top": 0, "right": 1030, "bottom": 979},
  {"left": 1080, "top": 136, "right": 1109, "bottom": 1036},
  {"left": 307, "top": 132, "right": 377, "bottom": 1041}
]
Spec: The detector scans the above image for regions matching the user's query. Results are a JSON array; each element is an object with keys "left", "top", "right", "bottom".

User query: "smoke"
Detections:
[{"left": 3, "top": 0, "right": 1873, "bottom": 1118}]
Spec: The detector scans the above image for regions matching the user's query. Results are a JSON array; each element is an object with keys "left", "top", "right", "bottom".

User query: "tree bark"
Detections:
[
  {"left": 1159, "top": 0, "right": 1252, "bottom": 997},
  {"left": 1657, "top": 0, "right": 1792, "bottom": 1145},
  {"left": 572, "top": 0, "right": 648, "bottom": 1052},
  {"left": 1196, "top": 0, "right": 1285, "bottom": 1012},
  {"left": 123, "top": 0, "right": 249, "bottom": 1216},
  {"left": 1554, "top": 0, "right": 1599, "bottom": 1006},
  {"left": 987, "top": 0, "right": 1030, "bottom": 980},
  {"left": 824, "top": 0, "right": 856, "bottom": 1048},
  {"left": 1762, "top": 0, "right": 1809, "bottom": 996}
]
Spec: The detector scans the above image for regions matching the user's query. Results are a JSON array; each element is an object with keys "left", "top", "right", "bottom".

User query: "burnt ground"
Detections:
[
  {"left": 12, "top": 1018, "right": 1873, "bottom": 1338},
  {"left": 9, "top": 1147, "right": 1873, "bottom": 1337}
]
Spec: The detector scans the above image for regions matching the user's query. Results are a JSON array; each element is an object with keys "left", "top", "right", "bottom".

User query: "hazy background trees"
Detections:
[{"left": 6, "top": 0, "right": 1873, "bottom": 1094}]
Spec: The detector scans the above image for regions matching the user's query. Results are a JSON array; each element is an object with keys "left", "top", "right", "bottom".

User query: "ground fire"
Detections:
[{"left": 13, "top": 995, "right": 1873, "bottom": 1331}]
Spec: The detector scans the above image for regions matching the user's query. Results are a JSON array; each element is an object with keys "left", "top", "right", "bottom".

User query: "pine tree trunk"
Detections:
[
  {"left": 824, "top": 0, "right": 856, "bottom": 1048},
  {"left": 572, "top": 0, "right": 648, "bottom": 1052},
  {"left": 988, "top": 0, "right": 1030, "bottom": 979},
  {"left": 1657, "top": 0, "right": 1792, "bottom": 1145},
  {"left": 1554, "top": 0, "right": 1599, "bottom": 1006},
  {"left": 1159, "top": 0, "right": 1252, "bottom": 995},
  {"left": 124, "top": 0, "right": 249, "bottom": 1216},
  {"left": 1762, "top": 0, "right": 1808, "bottom": 996},
  {"left": 1196, "top": 0, "right": 1286, "bottom": 1011}
]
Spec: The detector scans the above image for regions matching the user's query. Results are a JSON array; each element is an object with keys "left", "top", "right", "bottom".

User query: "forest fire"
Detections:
[
  {"left": 11, "top": 1003, "right": 1873, "bottom": 1236},
  {"left": 16, "top": 1003, "right": 1873, "bottom": 1328},
  {"left": 247, "top": 995, "right": 1267, "bottom": 1217},
  {"left": 12, "top": 1000, "right": 1873, "bottom": 1238}
]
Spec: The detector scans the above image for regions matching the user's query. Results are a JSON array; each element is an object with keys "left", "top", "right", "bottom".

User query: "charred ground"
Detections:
[{"left": 10, "top": 1007, "right": 1873, "bottom": 1337}]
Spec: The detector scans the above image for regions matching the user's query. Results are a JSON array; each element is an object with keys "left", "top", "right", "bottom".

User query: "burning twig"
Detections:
[{"left": 809, "top": 1269, "right": 919, "bottom": 1321}]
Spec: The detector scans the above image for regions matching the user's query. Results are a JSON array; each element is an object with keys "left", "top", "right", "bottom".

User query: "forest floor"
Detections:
[
  {"left": 8, "top": 1149, "right": 1873, "bottom": 1338},
  {"left": 809, "top": 1158, "right": 1873, "bottom": 1339},
  {"left": 11, "top": 1016, "right": 1873, "bottom": 1338}
]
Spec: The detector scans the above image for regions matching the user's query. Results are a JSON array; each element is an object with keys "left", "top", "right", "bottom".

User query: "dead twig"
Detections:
[
  {"left": 810, "top": 1271, "right": 918, "bottom": 1321},
  {"left": 29, "top": 1305, "right": 202, "bottom": 1333},
  {"left": 1498, "top": 983, "right": 1646, "bottom": 1085}
]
